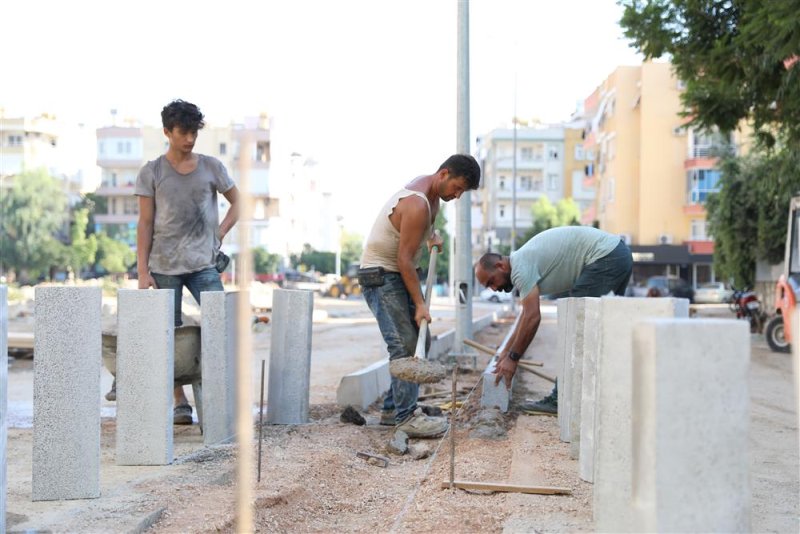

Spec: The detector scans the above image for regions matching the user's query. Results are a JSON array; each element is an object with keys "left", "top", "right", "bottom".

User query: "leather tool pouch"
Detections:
[
  {"left": 357, "top": 266, "right": 385, "bottom": 287},
  {"left": 215, "top": 250, "right": 231, "bottom": 273}
]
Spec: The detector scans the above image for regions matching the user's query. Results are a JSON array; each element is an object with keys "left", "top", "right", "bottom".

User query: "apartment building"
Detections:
[
  {"left": 582, "top": 61, "right": 746, "bottom": 286},
  {"left": 474, "top": 124, "right": 593, "bottom": 256},
  {"left": 94, "top": 115, "right": 277, "bottom": 252}
]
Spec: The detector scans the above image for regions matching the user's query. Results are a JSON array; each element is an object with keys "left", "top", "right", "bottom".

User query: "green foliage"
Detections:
[
  {"left": 95, "top": 233, "right": 135, "bottom": 274},
  {"left": 618, "top": 0, "right": 800, "bottom": 146},
  {"left": 251, "top": 247, "right": 282, "bottom": 273},
  {"left": 419, "top": 211, "right": 451, "bottom": 283},
  {"left": 706, "top": 148, "right": 800, "bottom": 287},
  {"left": 291, "top": 244, "right": 336, "bottom": 274},
  {"left": 66, "top": 208, "right": 98, "bottom": 275},
  {"left": 516, "top": 197, "right": 582, "bottom": 248},
  {"left": 340, "top": 230, "right": 363, "bottom": 273},
  {"left": 0, "top": 168, "right": 68, "bottom": 281}
]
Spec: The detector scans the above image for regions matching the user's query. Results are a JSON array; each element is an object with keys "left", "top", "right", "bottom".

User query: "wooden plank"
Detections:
[
  {"left": 441, "top": 480, "right": 571, "bottom": 495},
  {"left": 464, "top": 338, "right": 543, "bottom": 366},
  {"left": 516, "top": 362, "right": 556, "bottom": 383}
]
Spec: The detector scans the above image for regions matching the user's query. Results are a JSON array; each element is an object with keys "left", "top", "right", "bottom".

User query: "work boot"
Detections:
[
  {"left": 104, "top": 379, "right": 116, "bottom": 402},
  {"left": 380, "top": 409, "right": 396, "bottom": 426},
  {"left": 174, "top": 403, "right": 193, "bottom": 425},
  {"left": 396, "top": 408, "right": 448, "bottom": 438},
  {"left": 520, "top": 390, "right": 558, "bottom": 415}
]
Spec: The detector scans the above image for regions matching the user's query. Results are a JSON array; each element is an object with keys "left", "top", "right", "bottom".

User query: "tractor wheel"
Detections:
[{"left": 765, "top": 315, "right": 790, "bottom": 353}]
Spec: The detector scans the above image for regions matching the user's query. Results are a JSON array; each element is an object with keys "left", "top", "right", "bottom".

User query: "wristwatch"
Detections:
[{"left": 508, "top": 351, "right": 522, "bottom": 362}]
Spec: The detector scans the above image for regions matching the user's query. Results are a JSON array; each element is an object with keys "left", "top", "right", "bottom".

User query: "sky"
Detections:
[{"left": 3, "top": 0, "right": 642, "bottom": 233}]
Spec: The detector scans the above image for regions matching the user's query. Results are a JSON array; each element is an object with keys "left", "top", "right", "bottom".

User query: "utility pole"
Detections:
[{"left": 454, "top": 0, "right": 472, "bottom": 359}]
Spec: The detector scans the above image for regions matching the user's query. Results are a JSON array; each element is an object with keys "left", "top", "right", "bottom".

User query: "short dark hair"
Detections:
[
  {"left": 439, "top": 154, "right": 481, "bottom": 190},
  {"left": 161, "top": 100, "right": 205, "bottom": 132},
  {"left": 479, "top": 252, "right": 503, "bottom": 270}
]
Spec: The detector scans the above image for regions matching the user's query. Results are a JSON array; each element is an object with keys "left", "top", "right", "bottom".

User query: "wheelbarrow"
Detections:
[{"left": 102, "top": 325, "right": 205, "bottom": 427}]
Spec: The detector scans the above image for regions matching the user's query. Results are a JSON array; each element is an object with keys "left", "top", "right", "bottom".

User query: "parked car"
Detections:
[
  {"left": 479, "top": 288, "right": 512, "bottom": 303},
  {"left": 632, "top": 276, "right": 695, "bottom": 302},
  {"left": 693, "top": 282, "right": 734, "bottom": 304}
]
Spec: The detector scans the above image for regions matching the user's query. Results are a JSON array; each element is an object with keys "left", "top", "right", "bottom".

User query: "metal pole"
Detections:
[
  {"left": 257, "top": 359, "right": 265, "bottom": 483},
  {"left": 454, "top": 0, "right": 472, "bottom": 358},
  {"left": 511, "top": 78, "right": 517, "bottom": 254}
]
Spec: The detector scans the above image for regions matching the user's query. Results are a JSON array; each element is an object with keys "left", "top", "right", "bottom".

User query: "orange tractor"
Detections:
[{"left": 766, "top": 196, "right": 800, "bottom": 352}]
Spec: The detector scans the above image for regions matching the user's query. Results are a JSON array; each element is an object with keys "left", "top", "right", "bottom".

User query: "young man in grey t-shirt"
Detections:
[
  {"left": 132, "top": 99, "right": 239, "bottom": 424},
  {"left": 475, "top": 226, "right": 633, "bottom": 414}
]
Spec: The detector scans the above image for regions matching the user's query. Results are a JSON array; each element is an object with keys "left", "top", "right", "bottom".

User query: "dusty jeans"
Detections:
[
  {"left": 151, "top": 267, "right": 223, "bottom": 327},
  {"left": 363, "top": 272, "right": 430, "bottom": 424}
]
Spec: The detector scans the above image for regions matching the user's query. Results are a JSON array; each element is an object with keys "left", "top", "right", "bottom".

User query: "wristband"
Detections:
[{"left": 508, "top": 351, "right": 522, "bottom": 362}]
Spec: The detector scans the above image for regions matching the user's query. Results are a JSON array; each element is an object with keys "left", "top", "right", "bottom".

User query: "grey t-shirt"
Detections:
[
  {"left": 510, "top": 226, "right": 621, "bottom": 298},
  {"left": 135, "top": 154, "right": 235, "bottom": 275}
]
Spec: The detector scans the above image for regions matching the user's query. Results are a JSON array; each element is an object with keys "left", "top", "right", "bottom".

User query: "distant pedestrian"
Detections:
[{"left": 474, "top": 225, "right": 632, "bottom": 414}]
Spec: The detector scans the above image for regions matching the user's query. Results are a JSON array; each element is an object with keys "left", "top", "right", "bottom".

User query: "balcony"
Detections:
[
  {"left": 95, "top": 184, "right": 136, "bottom": 196},
  {"left": 95, "top": 213, "right": 138, "bottom": 225}
]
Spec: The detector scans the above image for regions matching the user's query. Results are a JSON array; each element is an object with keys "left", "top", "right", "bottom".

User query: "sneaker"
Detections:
[
  {"left": 396, "top": 409, "right": 448, "bottom": 438},
  {"left": 380, "top": 410, "right": 396, "bottom": 426},
  {"left": 520, "top": 391, "right": 558, "bottom": 415},
  {"left": 104, "top": 379, "right": 116, "bottom": 402},
  {"left": 174, "top": 403, "right": 193, "bottom": 425}
]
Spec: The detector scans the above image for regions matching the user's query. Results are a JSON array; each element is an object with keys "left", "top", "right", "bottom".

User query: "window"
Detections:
[
  {"left": 548, "top": 146, "right": 560, "bottom": 160},
  {"left": 585, "top": 149, "right": 594, "bottom": 160},
  {"left": 532, "top": 176, "right": 544, "bottom": 191},
  {"left": 519, "top": 176, "right": 532, "bottom": 191},
  {"left": 520, "top": 147, "right": 533, "bottom": 160},
  {"left": 219, "top": 142, "right": 227, "bottom": 156},
  {"left": 499, "top": 205, "right": 506, "bottom": 218},
  {"left": 256, "top": 141, "right": 270, "bottom": 162},
  {"left": 499, "top": 175, "right": 506, "bottom": 190},
  {"left": 531, "top": 143, "right": 544, "bottom": 161},
  {"left": 123, "top": 197, "right": 138, "bottom": 215},
  {"left": 111, "top": 173, "right": 117, "bottom": 187},
  {"left": 547, "top": 174, "right": 558, "bottom": 190},
  {"left": 690, "top": 219, "right": 708, "bottom": 240},
  {"left": 8, "top": 135, "right": 22, "bottom": 146},
  {"left": 117, "top": 141, "right": 124, "bottom": 153},
  {"left": 687, "top": 169, "right": 722, "bottom": 203},
  {"left": 574, "top": 145, "right": 585, "bottom": 160}
]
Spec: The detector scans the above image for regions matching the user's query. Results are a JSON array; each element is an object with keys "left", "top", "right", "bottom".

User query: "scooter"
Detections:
[{"left": 730, "top": 287, "right": 766, "bottom": 334}]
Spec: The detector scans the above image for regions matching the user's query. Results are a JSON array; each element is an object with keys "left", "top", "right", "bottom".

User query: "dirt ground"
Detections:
[{"left": 4, "top": 293, "right": 799, "bottom": 533}]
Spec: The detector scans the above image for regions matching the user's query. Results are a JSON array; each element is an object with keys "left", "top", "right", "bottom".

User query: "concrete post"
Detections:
[
  {"left": 568, "top": 298, "right": 587, "bottom": 459},
  {"left": 201, "top": 291, "right": 237, "bottom": 445},
  {"left": 556, "top": 298, "right": 574, "bottom": 442},
  {"left": 593, "top": 297, "right": 689, "bottom": 532},
  {"left": 32, "top": 286, "right": 102, "bottom": 500},
  {"left": 1, "top": 286, "right": 7, "bottom": 529},
  {"left": 578, "top": 297, "right": 600, "bottom": 482},
  {"left": 632, "top": 319, "right": 750, "bottom": 532},
  {"left": 480, "top": 313, "right": 520, "bottom": 412},
  {"left": 267, "top": 289, "right": 313, "bottom": 424},
  {"left": 116, "top": 289, "right": 174, "bottom": 465}
]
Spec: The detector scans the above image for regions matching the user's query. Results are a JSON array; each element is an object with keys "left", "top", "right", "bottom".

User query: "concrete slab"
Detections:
[
  {"left": 578, "top": 297, "right": 600, "bottom": 482},
  {"left": 1, "top": 286, "right": 7, "bottom": 530},
  {"left": 556, "top": 298, "right": 573, "bottom": 442},
  {"left": 568, "top": 298, "right": 587, "bottom": 459},
  {"left": 593, "top": 297, "right": 689, "bottom": 532},
  {"left": 267, "top": 289, "right": 314, "bottom": 424},
  {"left": 116, "top": 289, "right": 174, "bottom": 466},
  {"left": 32, "top": 286, "right": 102, "bottom": 500},
  {"left": 201, "top": 291, "right": 237, "bottom": 445},
  {"left": 336, "top": 359, "right": 390, "bottom": 410},
  {"left": 632, "top": 319, "right": 750, "bottom": 533},
  {"left": 480, "top": 313, "right": 520, "bottom": 412}
]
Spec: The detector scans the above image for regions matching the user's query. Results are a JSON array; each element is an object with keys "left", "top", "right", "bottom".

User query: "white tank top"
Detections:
[{"left": 360, "top": 189, "right": 432, "bottom": 272}]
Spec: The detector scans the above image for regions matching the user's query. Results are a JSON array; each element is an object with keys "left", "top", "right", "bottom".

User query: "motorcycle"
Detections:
[{"left": 729, "top": 287, "right": 767, "bottom": 334}]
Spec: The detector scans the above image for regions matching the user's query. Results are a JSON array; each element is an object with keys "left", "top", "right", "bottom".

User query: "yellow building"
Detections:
[{"left": 583, "top": 61, "right": 746, "bottom": 287}]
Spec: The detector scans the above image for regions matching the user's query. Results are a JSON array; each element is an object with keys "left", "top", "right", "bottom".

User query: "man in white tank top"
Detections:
[{"left": 360, "top": 154, "right": 480, "bottom": 438}]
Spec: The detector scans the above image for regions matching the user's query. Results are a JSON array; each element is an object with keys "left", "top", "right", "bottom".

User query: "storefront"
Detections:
[{"left": 630, "top": 244, "right": 715, "bottom": 288}]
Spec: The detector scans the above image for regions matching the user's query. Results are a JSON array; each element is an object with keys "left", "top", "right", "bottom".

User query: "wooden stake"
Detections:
[
  {"left": 440, "top": 480, "right": 571, "bottom": 495},
  {"left": 449, "top": 365, "right": 457, "bottom": 489},
  {"left": 464, "top": 338, "right": 543, "bottom": 366},
  {"left": 257, "top": 359, "right": 265, "bottom": 483}
]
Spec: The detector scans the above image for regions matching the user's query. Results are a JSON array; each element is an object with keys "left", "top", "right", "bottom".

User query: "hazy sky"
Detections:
[{"left": 4, "top": 0, "right": 641, "bottom": 232}]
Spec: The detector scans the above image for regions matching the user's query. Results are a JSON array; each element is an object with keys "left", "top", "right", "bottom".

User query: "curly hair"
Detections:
[{"left": 161, "top": 100, "right": 205, "bottom": 132}]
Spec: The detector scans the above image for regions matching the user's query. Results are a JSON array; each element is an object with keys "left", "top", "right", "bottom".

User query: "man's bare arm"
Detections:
[
  {"left": 494, "top": 285, "right": 542, "bottom": 387},
  {"left": 394, "top": 195, "right": 431, "bottom": 326},
  {"left": 218, "top": 186, "right": 240, "bottom": 242},
  {"left": 136, "top": 196, "right": 156, "bottom": 289}
]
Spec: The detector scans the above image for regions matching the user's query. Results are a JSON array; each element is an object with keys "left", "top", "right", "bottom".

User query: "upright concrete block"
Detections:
[
  {"left": 32, "top": 286, "right": 102, "bottom": 500},
  {"left": 1, "top": 286, "right": 7, "bottom": 529},
  {"left": 267, "top": 289, "right": 313, "bottom": 424},
  {"left": 481, "top": 313, "right": 519, "bottom": 412},
  {"left": 593, "top": 297, "right": 689, "bottom": 532},
  {"left": 556, "top": 299, "right": 573, "bottom": 442},
  {"left": 116, "top": 289, "right": 174, "bottom": 465},
  {"left": 632, "top": 319, "right": 750, "bottom": 533},
  {"left": 201, "top": 291, "right": 237, "bottom": 445},
  {"left": 578, "top": 297, "right": 600, "bottom": 482},
  {"left": 568, "top": 298, "right": 587, "bottom": 459}
]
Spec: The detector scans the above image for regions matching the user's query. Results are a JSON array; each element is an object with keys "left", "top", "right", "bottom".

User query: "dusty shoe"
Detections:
[
  {"left": 174, "top": 403, "right": 193, "bottom": 425},
  {"left": 396, "top": 409, "right": 448, "bottom": 438},
  {"left": 104, "top": 379, "right": 116, "bottom": 402},
  {"left": 520, "top": 392, "right": 557, "bottom": 416},
  {"left": 380, "top": 410, "right": 396, "bottom": 426}
]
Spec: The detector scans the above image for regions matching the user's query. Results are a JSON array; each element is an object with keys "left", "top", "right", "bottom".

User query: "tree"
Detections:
[
  {"left": 95, "top": 233, "right": 135, "bottom": 275},
  {"left": 66, "top": 208, "right": 98, "bottom": 277},
  {"left": 706, "top": 149, "right": 800, "bottom": 287},
  {"left": 618, "top": 0, "right": 800, "bottom": 147},
  {"left": 419, "top": 210, "right": 451, "bottom": 283},
  {"left": 516, "top": 197, "right": 582, "bottom": 249},
  {"left": 291, "top": 244, "right": 336, "bottom": 274},
  {"left": 0, "top": 168, "right": 68, "bottom": 282},
  {"left": 339, "top": 230, "right": 363, "bottom": 273},
  {"left": 252, "top": 248, "right": 282, "bottom": 274}
]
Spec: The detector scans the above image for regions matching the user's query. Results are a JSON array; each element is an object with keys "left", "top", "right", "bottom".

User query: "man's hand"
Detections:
[
  {"left": 427, "top": 231, "right": 444, "bottom": 253},
  {"left": 493, "top": 352, "right": 518, "bottom": 389},
  {"left": 138, "top": 272, "right": 156, "bottom": 290},
  {"left": 414, "top": 302, "right": 432, "bottom": 327}
]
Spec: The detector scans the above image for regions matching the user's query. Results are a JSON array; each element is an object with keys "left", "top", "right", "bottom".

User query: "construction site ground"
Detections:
[{"left": 4, "top": 288, "right": 799, "bottom": 533}]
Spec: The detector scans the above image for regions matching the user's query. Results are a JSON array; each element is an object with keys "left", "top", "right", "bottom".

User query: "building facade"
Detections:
[{"left": 582, "top": 61, "right": 748, "bottom": 287}]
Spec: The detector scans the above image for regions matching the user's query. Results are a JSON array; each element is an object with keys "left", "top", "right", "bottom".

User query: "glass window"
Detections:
[
  {"left": 688, "top": 169, "right": 721, "bottom": 203},
  {"left": 574, "top": 145, "right": 584, "bottom": 160}
]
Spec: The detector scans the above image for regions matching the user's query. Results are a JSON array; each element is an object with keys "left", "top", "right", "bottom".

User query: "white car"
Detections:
[
  {"left": 479, "top": 288, "right": 513, "bottom": 303},
  {"left": 693, "top": 282, "right": 734, "bottom": 304}
]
